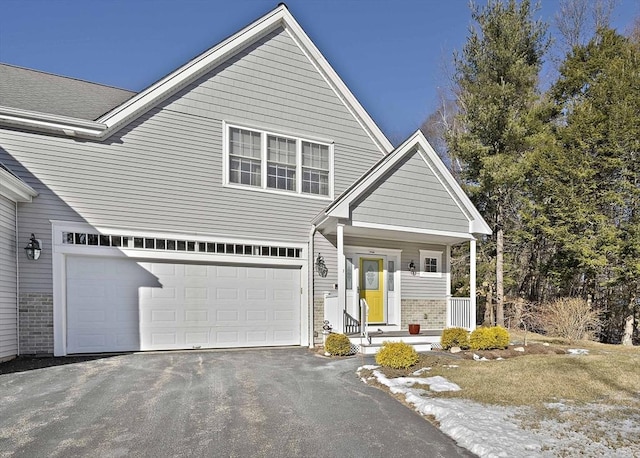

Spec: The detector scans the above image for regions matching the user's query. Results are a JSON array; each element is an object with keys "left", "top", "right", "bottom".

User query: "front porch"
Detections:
[
  {"left": 328, "top": 294, "right": 474, "bottom": 354},
  {"left": 310, "top": 131, "right": 491, "bottom": 353}
]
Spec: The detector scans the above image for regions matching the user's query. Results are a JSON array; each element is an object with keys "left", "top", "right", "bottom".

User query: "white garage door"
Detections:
[{"left": 66, "top": 256, "right": 301, "bottom": 354}]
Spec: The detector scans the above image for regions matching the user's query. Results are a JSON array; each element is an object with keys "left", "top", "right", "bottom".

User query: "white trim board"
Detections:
[{"left": 0, "top": 5, "right": 393, "bottom": 154}]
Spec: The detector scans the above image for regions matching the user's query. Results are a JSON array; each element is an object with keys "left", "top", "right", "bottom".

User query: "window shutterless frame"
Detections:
[{"left": 223, "top": 122, "right": 334, "bottom": 199}]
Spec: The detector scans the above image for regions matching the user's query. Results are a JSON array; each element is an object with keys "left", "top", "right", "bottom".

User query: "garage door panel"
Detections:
[{"left": 67, "top": 257, "right": 300, "bottom": 353}]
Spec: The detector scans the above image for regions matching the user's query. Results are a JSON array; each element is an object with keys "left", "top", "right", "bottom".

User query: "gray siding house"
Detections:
[{"left": 0, "top": 5, "right": 490, "bottom": 358}]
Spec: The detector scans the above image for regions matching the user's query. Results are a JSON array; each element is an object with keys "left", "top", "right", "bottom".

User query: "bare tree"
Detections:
[{"left": 555, "top": 0, "right": 617, "bottom": 53}]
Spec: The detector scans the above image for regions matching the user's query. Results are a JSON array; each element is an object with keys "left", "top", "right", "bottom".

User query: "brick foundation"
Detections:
[
  {"left": 19, "top": 292, "right": 54, "bottom": 355},
  {"left": 401, "top": 298, "right": 447, "bottom": 329}
]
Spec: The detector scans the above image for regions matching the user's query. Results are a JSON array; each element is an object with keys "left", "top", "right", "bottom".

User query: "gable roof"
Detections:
[
  {"left": 0, "top": 64, "right": 135, "bottom": 120},
  {"left": 313, "top": 130, "right": 492, "bottom": 236},
  {"left": 0, "top": 5, "right": 393, "bottom": 153}
]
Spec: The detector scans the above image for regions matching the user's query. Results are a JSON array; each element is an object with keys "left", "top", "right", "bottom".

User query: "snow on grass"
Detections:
[
  {"left": 356, "top": 365, "right": 640, "bottom": 457},
  {"left": 567, "top": 348, "right": 590, "bottom": 355}
]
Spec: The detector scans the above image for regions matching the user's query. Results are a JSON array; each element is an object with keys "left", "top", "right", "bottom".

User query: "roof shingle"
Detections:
[{"left": 0, "top": 63, "right": 136, "bottom": 120}]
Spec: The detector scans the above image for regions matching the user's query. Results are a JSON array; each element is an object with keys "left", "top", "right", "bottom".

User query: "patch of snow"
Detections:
[
  {"left": 473, "top": 353, "right": 489, "bottom": 361},
  {"left": 412, "top": 367, "right": 431, "bottom": 376},
  {"left": 567, "top": 348, "right": 589, "bottom": 355},
  {"left": 358, "top": 365, "right": 379, "bottom": 370},
  {"left": 359, "top": 368, "right": 640, "bottom": 457},
  {"left": 444, "top": 364, "right": 459, "bottom": 368}
]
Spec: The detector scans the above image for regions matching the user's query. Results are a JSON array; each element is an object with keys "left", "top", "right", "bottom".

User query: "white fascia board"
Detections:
[
  {"left": 0, "top": 5, "right": 395, "bottom": 151},
  {"left": 324, "top": 131, "right": 424, "bottom": 219},
  {"left": 351, "top": 221, "right": 476, "bottom": 241},
  {"left": 0, "top": 106, "right": 105, "bottom": 138},
  {"left": 96, "top": 8, "right": 287, "bottom": 137},
  {"left": 0, "top": 168, "right": 37, "bottom": 202},
  {"left": 414, "top": 133, "right": 492, "bottom": 235},
  {"left": 280, "top": 9, "right": 393, "bottom": 154}
]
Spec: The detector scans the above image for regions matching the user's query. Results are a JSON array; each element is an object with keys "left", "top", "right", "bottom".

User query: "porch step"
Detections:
[{"left": 348, "top": 331, "right": 441, "bottom": 355}]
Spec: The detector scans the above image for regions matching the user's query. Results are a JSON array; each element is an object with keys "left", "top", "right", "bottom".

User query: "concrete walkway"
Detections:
[{"left": 0, "top": 348, "right": 473, "bottom": 457}]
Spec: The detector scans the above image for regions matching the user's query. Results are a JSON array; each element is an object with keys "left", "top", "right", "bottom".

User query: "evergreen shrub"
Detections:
[
  {"left": 469, "top": 326, "right": 510, "bottom": 350},
  {"left": 440, "top": 327, "right": 470, "bottom": 349},
  {"left": 324, "top": 333, "right": 353, "bottom": 356},
  {"left": 375, "top": 341, "right": 419, "bottom": 369}
]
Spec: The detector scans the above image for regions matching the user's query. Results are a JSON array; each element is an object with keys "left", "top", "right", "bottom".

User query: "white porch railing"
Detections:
[
  {"left": 449, "top": 297, "right": 472, "bottom": 329},
  {"left": 359, "top": 298, "right": 369, "bottom": 342}
]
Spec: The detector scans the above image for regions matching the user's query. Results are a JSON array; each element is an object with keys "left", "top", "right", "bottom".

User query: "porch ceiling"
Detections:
[{"left": 316, "top": 218, "right": 475, "bottom": 245}]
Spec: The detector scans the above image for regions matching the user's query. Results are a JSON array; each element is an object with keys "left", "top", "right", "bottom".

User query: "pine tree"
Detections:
[
  {"left": 551, "top": 28, "right": 640, "bottom": 343},
  {"left": 448, "top": 0, "right": 550, "bottom": 325}
]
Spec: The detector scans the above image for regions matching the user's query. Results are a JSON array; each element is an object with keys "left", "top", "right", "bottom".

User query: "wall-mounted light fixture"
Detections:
[
  {"left": 408, "top": 260, "right": 416, "bottom": 276},
  {"left": 315, "top": 253, "right": 328, "bottom": 278},
  {"left": 24, "top": 233, "right": 42, "bottom": 261}
]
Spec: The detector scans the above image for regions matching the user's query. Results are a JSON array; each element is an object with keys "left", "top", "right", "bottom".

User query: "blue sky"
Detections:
[{"left": 1, "top": 0, "right": 638, "bottom": 143}]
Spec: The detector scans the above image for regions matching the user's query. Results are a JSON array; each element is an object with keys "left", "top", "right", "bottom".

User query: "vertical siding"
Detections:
[
  {"left": 0, "top": 26, "right": 386, "bottom": 291},
  {"left": 351, "top": 150, "right": 470, "bottom": 233},
  {"left": 0, "top": 195, "right": 17, "bottom": 359}
]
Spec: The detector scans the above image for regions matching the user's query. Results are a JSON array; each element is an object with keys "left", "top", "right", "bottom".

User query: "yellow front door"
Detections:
[{"left": 360, "top": 258, "right": 384, "bottom": 323}]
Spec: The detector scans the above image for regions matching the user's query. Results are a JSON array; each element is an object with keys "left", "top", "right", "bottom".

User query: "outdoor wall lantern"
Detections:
[
  {"left": 315, "top": 253, "right": 328, "bottom": 278},
  {"left": 24, "top": 233, "right": 42, "bottom": 261},
  {"left": 409, "top": 260, "right": 416, "bottom": 275}
]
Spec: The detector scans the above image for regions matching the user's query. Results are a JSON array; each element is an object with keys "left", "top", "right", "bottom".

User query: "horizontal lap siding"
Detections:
[
  {"left": 344, "top": 237, "right": 447, "bottom": 298},
  {"left": 0, "top": 26, "right": 385, "bottom": 292},
  {"left": 351, "top": 150, "right": 469, "bottom": 233},
  {"left": 313, "top": 233, "right": 337, "bottom": 299},
  {"left": 0, "top": 195, "right": 17, "bottom": 359}
]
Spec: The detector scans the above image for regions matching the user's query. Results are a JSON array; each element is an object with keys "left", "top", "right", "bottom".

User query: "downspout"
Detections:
[
  {"left": 14, "top": 201, "right": 20, "bottom": 356},
  {"left": 308, "top": 224, "right": 316, "bottom": 348}
]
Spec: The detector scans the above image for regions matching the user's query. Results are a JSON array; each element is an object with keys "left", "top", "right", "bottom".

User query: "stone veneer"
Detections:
[
  {"left": 313, "top": 298, "right": 324, "bottom": 345},
  {"left": 19, "top": 292, "right": 54, "bottom": 355},
  {"left": 401, "top": 298, "right": 447, "bottom": 330}
]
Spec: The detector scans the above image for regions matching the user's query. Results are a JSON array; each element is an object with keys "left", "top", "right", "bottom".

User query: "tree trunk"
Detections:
[
  {"left": 496, "top": 224, "right": 505, "bottom": 326},
  {"left": 484, "top": 284, "right": 494, "bottom": 326},
  {"left": 622, "top": 315, "right": 634, "bottom": 346}
]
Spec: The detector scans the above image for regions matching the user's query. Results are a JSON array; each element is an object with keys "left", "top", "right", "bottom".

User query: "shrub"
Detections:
[
  {"left": 535, "top": 298, "right": 601, "bottom": 342},
  {"left": 375, "top": 341, "right": 419, "bottom": 369},
  {"left": 324, "top": 333, "right": 353, "bottom": 356},
  {"left": 469, "top": 326, "right": 510, "bottom": 350},
  {"left": 441, "top": 327, "right": 470, "bottom": 349}
]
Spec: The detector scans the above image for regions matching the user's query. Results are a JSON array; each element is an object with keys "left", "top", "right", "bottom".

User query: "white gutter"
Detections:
[{"left": 0, "top": 106, "right": 106, "bottom": 138}]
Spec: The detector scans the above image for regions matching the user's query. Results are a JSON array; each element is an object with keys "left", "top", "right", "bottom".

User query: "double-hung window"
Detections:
[
  {"left": 302, "top": 141, "right": 330, "bottom": 196},
  {"left": 267, "top": 135, "right": 297, "bottom": 191},
  {"left": 226, "top": 124, "right": 332, "bottom": 198},
  {"left": 229, "top": 127, "right": 261, "bottom": 187}
]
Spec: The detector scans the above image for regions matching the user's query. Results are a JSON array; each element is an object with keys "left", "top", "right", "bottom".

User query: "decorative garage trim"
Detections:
[
  {"left": 50, "top": 221, "right": 310, "bottom": 356},
  {"left": 61, "top": 230, "right": 303, "bottom": 259}
]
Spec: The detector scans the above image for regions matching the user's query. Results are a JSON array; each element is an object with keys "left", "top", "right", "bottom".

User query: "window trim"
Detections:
[
  {"left": 419, "top": 249, "right": 443, "bottom": 278},
  {"left": 223, "top": 121, "right": 334, "bottom": 200}
]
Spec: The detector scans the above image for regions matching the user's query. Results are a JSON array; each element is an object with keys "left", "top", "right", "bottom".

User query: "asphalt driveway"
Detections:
[{"left": 0, "top": 348, "right": 473, "bottom": 457}]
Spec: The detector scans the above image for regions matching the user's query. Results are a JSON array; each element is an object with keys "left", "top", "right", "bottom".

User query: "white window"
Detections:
[
  {"left": 419, "top": 250, "right": 443, "bottom": 277},
  {"left": 229, "top": 127, "right": 262, "bottom": 187},
  {"left": 225, "top": 124, "right": 332, "bottom": 198}
]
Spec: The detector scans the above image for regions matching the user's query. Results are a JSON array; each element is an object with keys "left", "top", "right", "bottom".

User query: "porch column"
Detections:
[
  {"left": 445, "top": 245, "right": 452, "bottom": 328},
  {"left": 336, "top": 222, "right": 345, "bottom": 333},
  {"left": 469, "top": 238, "right": 477, "bottom": 331}
]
